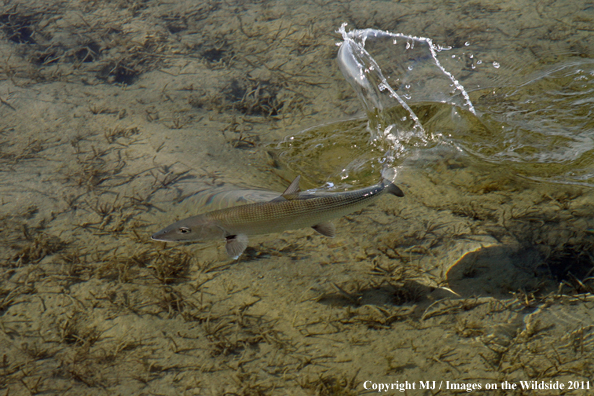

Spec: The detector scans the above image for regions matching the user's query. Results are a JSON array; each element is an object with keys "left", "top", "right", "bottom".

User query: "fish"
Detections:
[{"left": 151, "top": 175, "right": 404, "bottom": 258}]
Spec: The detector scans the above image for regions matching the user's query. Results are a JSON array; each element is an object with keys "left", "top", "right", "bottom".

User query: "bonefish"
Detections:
[{"left": 151, "top": 176, "right": 404, "bottom": 258}]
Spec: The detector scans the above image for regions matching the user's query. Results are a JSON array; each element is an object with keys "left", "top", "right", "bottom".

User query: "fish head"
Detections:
[{"left": 151, "top": 215, "right": 224, "bottom": 242}]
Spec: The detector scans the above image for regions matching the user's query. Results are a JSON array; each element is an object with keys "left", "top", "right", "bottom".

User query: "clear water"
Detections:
[
  {"left": 276, "top": 25, "right": 594, "bottom": 188},
  {"left": 1, "top": 0, "right": 593, "bottom": 394}
]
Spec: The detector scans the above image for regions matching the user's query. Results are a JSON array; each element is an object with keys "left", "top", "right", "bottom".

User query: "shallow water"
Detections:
[
  {"left": 1, "top": 0, "right": 593, "bottom": 395},
  {"left": 277, "top": 26, "right": 594, "bottom": 188}
]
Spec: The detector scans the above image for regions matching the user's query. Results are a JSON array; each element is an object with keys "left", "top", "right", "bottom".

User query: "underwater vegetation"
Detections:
[{"left": 1, "top": 0, "right": 593, "bottom": 395}]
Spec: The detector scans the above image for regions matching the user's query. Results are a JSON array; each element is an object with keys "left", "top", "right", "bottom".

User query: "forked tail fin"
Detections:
[{"left": 383, "top": 179, "right": 405, "bottom": 197}]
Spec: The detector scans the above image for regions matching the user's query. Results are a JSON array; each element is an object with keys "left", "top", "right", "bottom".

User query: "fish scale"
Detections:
[
  {"left": 210, "top": 186, "right": 385, "bottom": 235},
  {"left": 151, "top": 176, "right": 404, "bottom": 258}
]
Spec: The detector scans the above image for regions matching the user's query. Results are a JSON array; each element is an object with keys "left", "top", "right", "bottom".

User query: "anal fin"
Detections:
[
  {"left": 225, "top": 234, "right": 249, "bottom": 259},
  {"left": 312, "top": 221, "right": 335, "bottom": 238}
]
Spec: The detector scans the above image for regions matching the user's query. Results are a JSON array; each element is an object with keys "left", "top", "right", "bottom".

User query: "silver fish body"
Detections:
[{"left": 151, "top": 176, "right": 404, "bottom": 258}]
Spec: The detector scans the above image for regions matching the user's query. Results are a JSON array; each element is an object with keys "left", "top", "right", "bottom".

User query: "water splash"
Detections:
[
  {"left": 272, "top": 25, "right": 482, "bottom": 186},
  {"left": 335, "top": 23, "right": 477, "bottom": 167},
  {"left": 337, "top": 23, "right": 475, "bottom": 115},
  {"left": 274, "top": 25, "right": 594, "bottom": 188}
]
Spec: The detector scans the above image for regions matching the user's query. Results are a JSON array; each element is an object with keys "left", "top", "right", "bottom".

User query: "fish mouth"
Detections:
[
  {"left": 151, "top": 232, "right": 187, "bottom": 242},
  {"left": 151, "top": 232, "right": 168, "bottom": 241}
]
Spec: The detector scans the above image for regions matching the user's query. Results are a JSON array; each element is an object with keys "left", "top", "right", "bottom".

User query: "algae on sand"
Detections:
[{"left": 1, "top": 0, "right": 594, "bottom": 395}]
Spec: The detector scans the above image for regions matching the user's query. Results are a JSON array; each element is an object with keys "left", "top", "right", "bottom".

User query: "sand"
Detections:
[{"left": 1, "top": 0, "right": 593, "bottom": 395}]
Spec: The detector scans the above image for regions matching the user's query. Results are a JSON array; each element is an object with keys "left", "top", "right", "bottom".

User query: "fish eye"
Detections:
[{"left": 179, "top": 227, "right": 191, "bottom": 234}]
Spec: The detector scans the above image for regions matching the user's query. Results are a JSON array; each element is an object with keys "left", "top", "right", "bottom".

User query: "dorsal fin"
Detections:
[{"left": 280, "top": 176, "right": 301, "bottom": 200}]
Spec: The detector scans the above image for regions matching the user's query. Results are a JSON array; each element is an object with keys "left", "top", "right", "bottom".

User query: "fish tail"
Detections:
[{"left": 383, "top": 179, "right": 405, "bottom": 197}]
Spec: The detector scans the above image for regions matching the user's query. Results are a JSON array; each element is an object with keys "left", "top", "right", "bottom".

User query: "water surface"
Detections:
[{"left": 1, "top": 0, "right": 593, "bottom": 394}]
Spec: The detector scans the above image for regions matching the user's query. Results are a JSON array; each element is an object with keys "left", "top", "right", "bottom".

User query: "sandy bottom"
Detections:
[{"left": 1, "top": 0, "right": 593, "bottom": 395}]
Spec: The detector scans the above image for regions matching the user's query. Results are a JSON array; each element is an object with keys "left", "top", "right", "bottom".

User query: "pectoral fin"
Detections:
[
  {"left": 225, "top": 234, "right": 249, "bottom": 259},
  {"left": 312, "top": 221, "right": 335, "bottom": 238}
]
